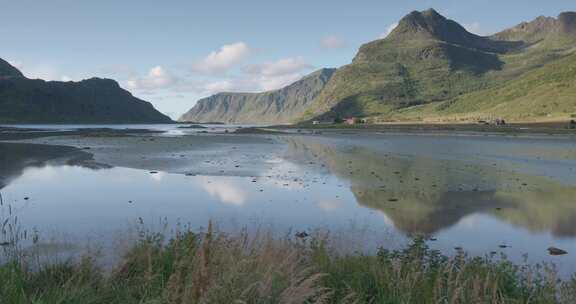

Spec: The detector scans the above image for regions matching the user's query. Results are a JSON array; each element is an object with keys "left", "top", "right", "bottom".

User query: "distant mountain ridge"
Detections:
[
  {"left": 493, "top": 12, "right": 576, "bottom": 44},
  {"left": 182, "top": 9, "right": 576, "bottom": 124},
  {"left": 179, "top": 68, "right": 335, "bottom": 124},
  {"left": 0, "top": 60, "right": 172, "bottom": 124}
]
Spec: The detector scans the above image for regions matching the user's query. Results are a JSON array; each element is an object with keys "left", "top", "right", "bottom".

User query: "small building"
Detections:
[
  {"left": 570, "top": 120, "right": 576, "bottom": 129},
  {"left": 494, "top": 118, "right": 506, "bottom": 126},
  {"left": 478, "top": 118, "right": 506, "bottom": 126},
  {"left": 312, "top": 120, "right": 320, "bottom": 125},
  {"left": 343, "top": 117, "right": 368, "bottom": 125},
  {"left": 344, "top": 117, "right": 358, "bottom": 125}
]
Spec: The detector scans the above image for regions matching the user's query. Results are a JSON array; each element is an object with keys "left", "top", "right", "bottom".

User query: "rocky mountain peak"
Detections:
[
  {"left": 384, "top": 8, "right": 516, "bottom": 53},
  {"left": 389, "top": 8, "right": 453, "bottom": 40}
]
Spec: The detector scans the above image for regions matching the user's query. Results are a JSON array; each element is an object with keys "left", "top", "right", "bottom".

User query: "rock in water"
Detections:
[{"left": 548, "top": 247, "right": 568, "bottom": 256}]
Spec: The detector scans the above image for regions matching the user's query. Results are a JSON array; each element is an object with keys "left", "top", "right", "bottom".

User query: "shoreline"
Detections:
[{"left": 269, "top": 121, "right": 576, "bottom": 136}]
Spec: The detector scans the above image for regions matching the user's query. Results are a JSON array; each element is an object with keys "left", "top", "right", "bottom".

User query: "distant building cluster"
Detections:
[
  {"left": 312, "top": 117, "right": 368, "bottom": 125},
  {"left": 477, "top": 118, "right": 507, "bottom": 126}
]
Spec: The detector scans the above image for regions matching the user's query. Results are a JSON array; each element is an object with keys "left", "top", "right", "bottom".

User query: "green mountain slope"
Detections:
[
  {"left": 301, "top": 9, "right": 576, "bottom": 123},
  {"left": 179, "top": 68, "right": 335, "bottom": 124},
  {"left": 301, "top": 9, "right": 514, "bottom": 120},
  {"left": 395, "top": 52, "right": 576, "bottom": 122},
  {"left": 0, "top": 60, "right": 172, "bottom": 124}
]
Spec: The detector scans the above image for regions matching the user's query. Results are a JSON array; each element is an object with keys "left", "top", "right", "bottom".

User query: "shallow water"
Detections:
[
  {"left": 0, "top": 123, "right": 253, "bottom": 136},
  {"left": 1, "top": 128, "right": 576, "bottom": 273}
]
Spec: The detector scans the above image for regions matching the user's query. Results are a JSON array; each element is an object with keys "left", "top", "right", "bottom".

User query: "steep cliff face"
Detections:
[
  {"left": 0, "top": 59, "right": 172, "bottom": 124},
  {"left": 179, "top": 68, "right": 335, "bottom": 124}
]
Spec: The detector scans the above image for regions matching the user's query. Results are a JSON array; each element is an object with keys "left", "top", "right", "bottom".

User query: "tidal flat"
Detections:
[{"left": 1, "top": 125, "right": 576, "bottom": 275}]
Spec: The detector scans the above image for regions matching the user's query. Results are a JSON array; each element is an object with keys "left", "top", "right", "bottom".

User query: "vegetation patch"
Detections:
[{"left": 1, "top": 224, "right": 575, "bottom": 303}]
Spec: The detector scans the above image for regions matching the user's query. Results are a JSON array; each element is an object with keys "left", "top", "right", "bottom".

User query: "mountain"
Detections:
[
  {"left": 301, "top": 9, "right": 576, "bottom": 122},
  {"left": 183, "top": 9, "right": 576, "bottom": 124},
  {"left": 179, "top": 68, "right": 336, "bottom": 124},
  {"left": 0, "top": 60, "right": 172, "bottom": 124}
]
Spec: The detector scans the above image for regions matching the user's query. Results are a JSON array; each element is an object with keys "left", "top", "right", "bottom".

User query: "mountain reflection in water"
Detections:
[
  {"left": 2, "top": 134, "right": 576, "bottom": 251},
  {"left": 284, "top": 136, "right": 576, "bottom": 237}
]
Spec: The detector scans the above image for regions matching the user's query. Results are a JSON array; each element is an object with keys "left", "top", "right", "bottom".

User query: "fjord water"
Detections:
[{"left": 1, "top": 128, "right": 576, "bottom": 273}]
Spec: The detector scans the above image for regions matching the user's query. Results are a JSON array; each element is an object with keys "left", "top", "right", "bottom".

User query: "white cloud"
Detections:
[
  {"left": 253, "top": 73, "right": 303, "bottom": 91},
  {"left": 21, "top": 64, "right": 62, "bottom": 81},
  {"left": 463, "top": 22, "right": 484, "bottom": 35},
  {"left": 243, "top": 57, "right": 311, "bottom": 77},
  {"left": 203, "top": 80, "right": 238, "bottom": 93},
  {"left": 318, "top": 200, "right": 343, "bottom": 213},
  {"left": 196, "top": 78, "right": 256, "bottom": 95},
  {"left": 197, "top": 177, "right": 247, "bottom": 206},
  {"left": 192, "top": 56, "right": 314, "bottom": 94},
  {"left": 126, "top": 66, "right": 178, "bottom": 90},
  {"left": 6, "top": 59, "right": 23, "bottom": 70},
  {"left": 124, "top": 53, "right": 311, "bottom": 98},
  {"left": 192, "top": 42, "right": 251, "bottom": 74},
  {"left": 149, "top": 171, "right": 166, "bottom": 182},
  {"left": 240, "top": 57, "right": 313, "bottom": 91},
  {"left": 320, "top": 35, "right": 347, "bottom": 49},
  {"left": 379, "top": 22, "right": 399, "bottom": 39},
  {"left": 248, "top": 57, "right": 313, "bottom": 91},
  {"left": 6, "top": 60, "right": 82, "bottom": 82}
]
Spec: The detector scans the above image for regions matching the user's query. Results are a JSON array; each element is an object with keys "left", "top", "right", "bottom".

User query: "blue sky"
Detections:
[{"left": 1, "top": 0, "right": 573, "bottom": 118}]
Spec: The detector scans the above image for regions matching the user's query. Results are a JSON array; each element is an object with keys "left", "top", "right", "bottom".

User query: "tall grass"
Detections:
[{"left": 1, "top": 219, "right": 576, "bottom": 303}]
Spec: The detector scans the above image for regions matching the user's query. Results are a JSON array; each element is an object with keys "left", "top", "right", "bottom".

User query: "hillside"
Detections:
[
  {"left": 301, "top": 9, "right": 576, "bottom": 122},
  {"left": 394, "top": 52, "right": 576, "bottom": 122},
  {"left": 179, "top": 68, "right": 335, "bottom": 124},
  {"left": 0, "top": 60, "right": 172, "bottom": 124}
]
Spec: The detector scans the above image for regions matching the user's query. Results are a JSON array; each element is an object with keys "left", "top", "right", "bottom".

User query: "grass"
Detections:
[
  {"left": 392, "top": 52, "right": 576, "bottom": 123},
  {"left": 1, "top": 221, "right": 576, "bottom": 303}
]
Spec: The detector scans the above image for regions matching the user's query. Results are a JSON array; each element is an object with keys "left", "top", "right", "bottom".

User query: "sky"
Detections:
[{"left": 1, "top": 0, "right": 574, "bottom": 119}]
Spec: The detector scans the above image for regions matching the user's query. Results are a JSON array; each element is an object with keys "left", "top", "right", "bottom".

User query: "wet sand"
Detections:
[
  {"left": 2, "top": 125, "right": 575, "bottom": 179},
  {"left": 1, "top": 127, "right": 289, "bottom": 177}
]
